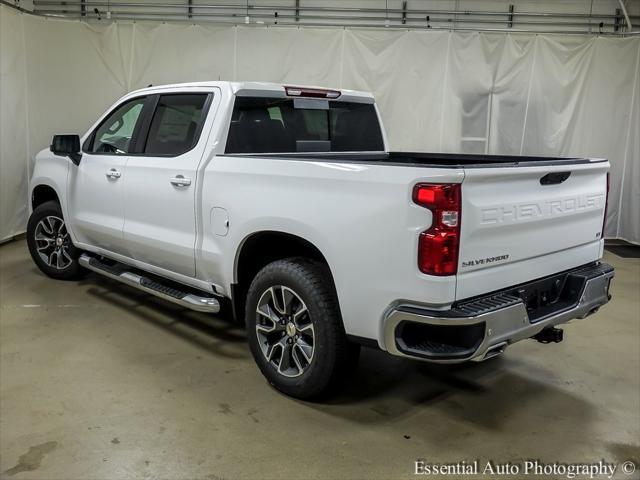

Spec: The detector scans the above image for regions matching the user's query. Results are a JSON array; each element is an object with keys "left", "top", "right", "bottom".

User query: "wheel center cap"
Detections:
[
  {"left": 285, "top": 322, "right": 297, "bottom": 337},
  {"left": 55, "top": 236, "right": 64, "bottom": 247}
]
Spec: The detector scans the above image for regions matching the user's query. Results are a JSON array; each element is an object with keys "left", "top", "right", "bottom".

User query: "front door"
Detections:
[
  {"left": 67, "top": 96, "right": 147, "bottom": 255},
  {"left": 122, "top": 92, "right": 214, "bottom": 277}
]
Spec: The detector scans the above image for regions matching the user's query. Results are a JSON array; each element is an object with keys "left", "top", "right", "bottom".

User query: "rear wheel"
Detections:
[
  {"left": 27, "top": 201, "right": 85, "bottom": 280},
  {"left": 245, "top": 258, "right": 359, "bottom": 399}
]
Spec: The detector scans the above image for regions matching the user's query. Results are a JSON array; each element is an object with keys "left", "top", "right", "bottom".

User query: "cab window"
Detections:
[
  {"left": 225, "top": 97, "right": 384, "bottom": 154},
  {"left": 87, "top": 97, "right": 146, "bottom": 154},
  {"left": 143, "top": 94, "right": 209, "bottom": 156}
]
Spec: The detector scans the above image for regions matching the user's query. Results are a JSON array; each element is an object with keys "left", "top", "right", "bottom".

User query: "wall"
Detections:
[
  {"left": 26, "top": 0, "right": 640, "bottom": 33},
  {"left": 1, "top": 4, "right": 639, "bottom": 243}
]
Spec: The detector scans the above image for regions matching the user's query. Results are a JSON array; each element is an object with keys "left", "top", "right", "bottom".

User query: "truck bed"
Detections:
[{"left": 222, "top": 149, "right": 609, "bottom": 302}]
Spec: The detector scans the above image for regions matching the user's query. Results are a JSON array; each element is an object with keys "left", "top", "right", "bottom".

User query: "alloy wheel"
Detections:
[
  {"left": 34, "top": 215, "right": 72, "bottom": 270},
  {"left": 255, "top": 285, "right": 315, "bottom": 378}
]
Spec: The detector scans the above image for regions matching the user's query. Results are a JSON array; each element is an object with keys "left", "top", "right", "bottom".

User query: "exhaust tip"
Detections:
[{"left": 474, "top": 342, "right": 507, "bottom": 362}]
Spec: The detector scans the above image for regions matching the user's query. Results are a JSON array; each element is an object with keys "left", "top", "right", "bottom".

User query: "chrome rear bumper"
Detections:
[{"left": 384, "top": 262, "right": 614, "bottom": 363}]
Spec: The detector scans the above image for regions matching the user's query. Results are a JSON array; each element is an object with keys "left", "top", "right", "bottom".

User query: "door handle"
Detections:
[
  {"left": 106, "top": 168, "right": 121, "bottom": 179},
  {"left": 170, "top": 175, "right": 191, "bottom": 187}
]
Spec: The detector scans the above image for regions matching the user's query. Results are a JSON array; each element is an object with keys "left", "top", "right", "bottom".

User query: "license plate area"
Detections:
[
  {"left": 454, "top": 262, "right": 613, "bottom": 324},
  {"left": 514, "top": 271, "right": 580, "bottom": 322},
  {"left": 509, "top": 263, "right": 612, "bottom": 323}
]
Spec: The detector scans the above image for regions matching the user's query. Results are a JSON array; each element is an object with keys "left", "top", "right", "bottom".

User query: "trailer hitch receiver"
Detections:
[{"left": 532, "top": 327, "right": 564, "bottom": 344}]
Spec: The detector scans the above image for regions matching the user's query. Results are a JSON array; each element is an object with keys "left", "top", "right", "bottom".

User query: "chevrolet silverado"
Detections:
[{"left": 27, "top": 82, "right": 614, "bottom": 398}]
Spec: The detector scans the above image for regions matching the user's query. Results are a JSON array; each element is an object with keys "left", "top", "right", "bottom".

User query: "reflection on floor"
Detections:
[{"left": 1, "top": 240, "right": 639, "bottom": 479}]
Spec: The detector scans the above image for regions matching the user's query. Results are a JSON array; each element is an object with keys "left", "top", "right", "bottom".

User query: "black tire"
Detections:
[
  {"left": 27, "top": 200, "right": 85, "bottom": 280},
  {"left": 245, "top": 258, "right": 360, "bottom": 399}
]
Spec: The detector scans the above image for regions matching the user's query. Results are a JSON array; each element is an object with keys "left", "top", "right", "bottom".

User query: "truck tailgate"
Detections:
[{"left": 456, "top": 161, "right": 608, "bottom": 300}]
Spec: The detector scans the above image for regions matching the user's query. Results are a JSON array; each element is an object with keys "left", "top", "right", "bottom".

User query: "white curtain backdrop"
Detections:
[
  {"left": 0, "top": 6, "right": 29, "bottom": 242},
  {"left": 1, "top": 4, "right": 639, "bottom": 243}
]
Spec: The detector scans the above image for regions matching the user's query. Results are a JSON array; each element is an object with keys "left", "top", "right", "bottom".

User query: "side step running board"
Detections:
[{"left": 79, "top": 253, "right": 220, "bottom": 313}]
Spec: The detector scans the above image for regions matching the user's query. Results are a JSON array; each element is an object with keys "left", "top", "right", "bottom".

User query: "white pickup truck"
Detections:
[{"left": 28, "top": 81, "right": 614, "bottom": 398}]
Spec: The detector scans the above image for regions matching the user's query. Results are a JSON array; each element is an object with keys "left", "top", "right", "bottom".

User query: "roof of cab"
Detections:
[{"left": 127, "top": 81, "right": 375, "bottom": 103}]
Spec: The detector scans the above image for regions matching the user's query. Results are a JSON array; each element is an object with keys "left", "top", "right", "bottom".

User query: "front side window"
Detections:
[
  {"left": 88, "top": 97, "right": 146, "bottom": 154},
  {"left": 144, "top": 94, "right": 208, "bottom": 156},
  {"left": 225, "top": 97, "right": 384, "bottom": 154}
]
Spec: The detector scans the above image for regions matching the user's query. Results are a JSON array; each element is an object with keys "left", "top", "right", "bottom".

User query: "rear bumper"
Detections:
[{"left": 383, "top": 262, "right": 614, "bottom": 363}]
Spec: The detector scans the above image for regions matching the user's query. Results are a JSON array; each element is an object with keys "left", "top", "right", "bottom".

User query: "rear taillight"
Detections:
[
  {"left": 285, "top": 86, "right": 341, "bottom": 99},
  {"left": 602, "top": 172, "right": 610, "bottom": 238},
  {"left": 413, "top": 183, "right": 461, "bottom": 276}
]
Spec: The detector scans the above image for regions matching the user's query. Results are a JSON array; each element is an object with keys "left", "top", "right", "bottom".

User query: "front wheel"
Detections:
[
  {"left": 26, "top": 200, "right": 85, "bottom": 280},
  {"left": 245, "top": 258, "right": 359, "bottom": 399}
]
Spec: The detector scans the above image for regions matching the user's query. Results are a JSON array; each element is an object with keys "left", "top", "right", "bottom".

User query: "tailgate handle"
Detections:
[{"left": 540, "top": 171, "right": 571, "bottom": 185}]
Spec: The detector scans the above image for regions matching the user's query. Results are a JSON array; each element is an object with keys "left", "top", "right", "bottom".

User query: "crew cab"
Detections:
[{"left": 27, "top": 81, "right": 614, "bottom": 398}]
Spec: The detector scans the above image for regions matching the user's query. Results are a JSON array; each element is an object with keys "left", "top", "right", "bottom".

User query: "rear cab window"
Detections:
[{"left": 225, "top": 97, "right": 384, "bottom": 154}]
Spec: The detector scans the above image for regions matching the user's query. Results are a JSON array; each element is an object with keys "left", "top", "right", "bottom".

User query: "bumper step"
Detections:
[
  {"left": 79, "top": 254, "right": 220, "bottom": 313},
  {"left": 456, "top": 292, "right": 522, "bottom": 317}
]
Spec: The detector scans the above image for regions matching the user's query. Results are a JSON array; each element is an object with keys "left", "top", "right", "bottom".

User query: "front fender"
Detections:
[{"left": 29, "top": 149, "right": 73, "bottom": 240}]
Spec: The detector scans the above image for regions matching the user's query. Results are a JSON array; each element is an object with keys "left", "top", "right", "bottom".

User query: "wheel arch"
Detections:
[
  {"left": 31, "top": 184, "right": 61, "bottom": 210},
  {"left": 231, "top": 230, "right": 337, "bottom": 324}
]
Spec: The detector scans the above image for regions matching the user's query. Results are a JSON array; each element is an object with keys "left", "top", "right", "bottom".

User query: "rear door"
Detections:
[
  {"left": 456, "top": 161, "right": 608, "bottom": 300},
  {"left": 122, "top": 91, "right": 215, "bottom": 277}
]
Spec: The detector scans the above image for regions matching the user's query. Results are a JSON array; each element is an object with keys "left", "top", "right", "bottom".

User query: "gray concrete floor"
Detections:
[{"left": 1, "top": 239, "right": 639, "bottom": 480}]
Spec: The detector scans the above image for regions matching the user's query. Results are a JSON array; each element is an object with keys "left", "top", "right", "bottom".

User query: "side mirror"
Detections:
[{"left": 50, "top": 134, "right": 82, "bottom": 165}]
